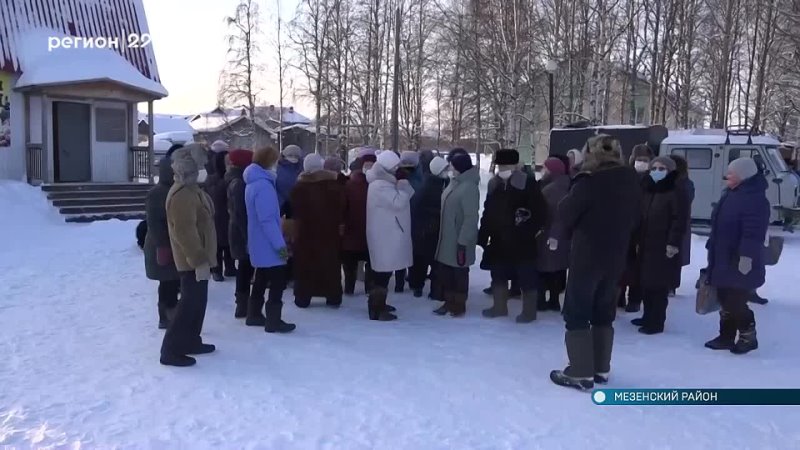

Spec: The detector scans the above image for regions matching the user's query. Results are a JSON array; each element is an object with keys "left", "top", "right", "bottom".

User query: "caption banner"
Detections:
[{"left": 592, "top": 389, "right": 800, "bottom": 405}]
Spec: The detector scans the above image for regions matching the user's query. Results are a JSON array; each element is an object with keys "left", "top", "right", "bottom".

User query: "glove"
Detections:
[
  {"left": 666, "top": 245, "right": 679, "bottom": 259},
  {"left": 547, "top": 238, "right": 558, "bottom": 251},
  {"left": 738, "top": 256, "right": 753, "bottom": 275},
  {"left": 457, "top": 245, "right": 466, "bottom": 267},
  {"left": 195, "top": 263, "right": 211, "bottom": 282},
  {"left": 278, "top": 247, "right": 290, "bottom": 262},
  {"left": 156, "top": 247, "right": 173, "bottom": 266}
]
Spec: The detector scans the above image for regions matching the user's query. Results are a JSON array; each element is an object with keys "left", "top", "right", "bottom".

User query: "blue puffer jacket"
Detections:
[
  {"left": 275, "top": 158, "right": 303, "bottom": 211},
  {"left": 244, "top": 164, "right": 287, "bottom": 268},
  {"left": 706, "top": 174, "right": 770, "bottom": 290}
]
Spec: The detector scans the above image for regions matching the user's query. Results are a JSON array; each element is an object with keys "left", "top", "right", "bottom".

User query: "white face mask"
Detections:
[
  {"left": 197, "top": 169, "right": 208, "bottom": 183},
  {"left": 634, "top": 161, "right": 650, "bottom": 173},
  {"left": 498, "top": 170, "right": 513, "bottom": 180},
  {"left": 448, "top": 170, "right": 456, "bottom": 179},
  {"left": 286, "top": 156, "right": 300, "bottom": 164}
]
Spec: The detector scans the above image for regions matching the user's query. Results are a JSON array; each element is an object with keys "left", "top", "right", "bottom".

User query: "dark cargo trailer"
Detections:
[{"left": 549, "top": 124, "right": 668, "bottom": 163}]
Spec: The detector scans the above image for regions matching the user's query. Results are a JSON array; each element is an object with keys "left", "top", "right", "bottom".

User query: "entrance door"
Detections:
[{"left": 53, "top": 101, "right": 91, "bottom": 182}]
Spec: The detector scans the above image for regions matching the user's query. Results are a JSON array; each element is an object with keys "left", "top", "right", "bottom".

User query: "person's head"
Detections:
[
  {"left": 725, "top": 157, "right": 759, "bottom": 190},
  {"left": 543, "top": 157, "right": 566, "bottom": 179},
  {"left": 377, "top": 150, "right": 401, "bottom": 174},
  {"left": 494, "top": 149, "right": 519, "bottom": 180},
  {"left": 450, "top": 153, "right": 473, "bottom": 176},
  {"left": 566, "top": 148, "right": 583, "bottom": 167},
  {"left": 400, "top": 151, "right": 420, "bottom": 168},
  {"left": 253, "top": 146, "right": 280, "bottom": 170},
  {"left": 281, "top": 145, "right": 303, "bottom": 164},
  {"left": 429, "top": 156, "right": 449, "bottom": 179},
  {"left": 630, "top": 144, "right": 654, "bottom": 173},
  {"left": 419, "top": 149, "right": 435, "bottom": 175},
  {"left": 583, "top": 134, "right": 622, "bottom": 170},
  {"left": 669, "top": 154, "right": 689, "bottom": 179},
  {"left": 228, "top": 149, "right": 253, "bottom": 169},
  {"left": 360, "top": 153, "right": 377, "bottom": 172},
  {"left": 447, "top": 148, "right": 469, "bottom": 163},
  {"left": 304, "top": 153, "right": 325, "bottom": 173},
  {"left": 323, "top": 156, "right": 346, "bottom": 173},
  {"left": 649, "top": 156, "right": 676, "bottom": 183},
  {"left": 171, "top": 143, "right": 209, "bottom": 185},
  {"left": 210, "top": 140, "right": 229, "bottom": 153}
]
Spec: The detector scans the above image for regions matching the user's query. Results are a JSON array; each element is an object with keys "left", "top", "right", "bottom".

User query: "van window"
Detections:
[
  {"left": 729, "top": 148, "right": 769, "bottom": 173},
  {"left": 765, "top": 146, "right": 789, "bottom": 172},
  {"left": 670, "top": 148, "right": 712, "bottom": 169}
]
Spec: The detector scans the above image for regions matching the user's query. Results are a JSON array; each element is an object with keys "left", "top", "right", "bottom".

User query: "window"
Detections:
[
  {"left": 729, "top": 148, "right": 769, "bottom": 173},
  {"left": 765, "top": 146, "right": 789, "bottom": 172},
  {"left": 670, "top": 147, "right": 712, "bottom": 169},
  {"left": 95, "top": 107, "right": 127, "bottom": 142}
]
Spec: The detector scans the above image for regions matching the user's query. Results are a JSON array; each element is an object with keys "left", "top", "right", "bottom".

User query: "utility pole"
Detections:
[{"left": 391, "top": 6, "right": 401, "bottom": 154}]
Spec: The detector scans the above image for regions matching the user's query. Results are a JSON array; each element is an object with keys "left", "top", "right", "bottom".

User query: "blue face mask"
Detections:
[{"left": 650, "top": 169, "right": 667, "bottom": 182}]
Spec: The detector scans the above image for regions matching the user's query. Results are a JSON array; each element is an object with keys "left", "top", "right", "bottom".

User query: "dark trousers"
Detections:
[
  {"left": 342, "top": 250, "right": 371, "bottom": 294},
  {"left": 161, "top": 271, "right": 209, "bottom": 356},
  {"left": 621, "top": 283, "right": 643, "bottom": 307},
  {"left": 539, "top": 270, "right": 567, "bottom": 295},
  {"left": 393, "top": 268, "right": 407, "bottom": 291},
  {"left": 371, "top": 271, "right": 392, "bottom": 290},
  {"left": 642, "top": 287, "right": 669, "bottom": 329},
  {"left": 158, "top": 280, "right": 179, "bottom": 308},
  {"left": 491, "top": 263, "right": 538, "bottom": 291},
  {"left": 718, "top": 288, "right": 755, "bottom": 331},
  {"left": 236, "top": 256, "right": 254, "bottom": 296},
  {"left": 212, "top": 246, "right": 236, "bottom": 274},
  {"left": 562, "top": 272, "right": 618, "bottom": 331},
  {"left": 437, "top": 264, "right": 469, "bottom": 296},
  {"left": 408, "top": 254, "right": 435, "bottom": 290},
  {"left": 252, "top": 266, "right": 287, "bottom": 306}
]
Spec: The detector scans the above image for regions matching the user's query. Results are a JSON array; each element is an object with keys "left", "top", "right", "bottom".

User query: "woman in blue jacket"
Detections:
[
  {"left": 244, "top": 146, "right": 296, "bottom": 334},
  {"left": 704, "top": 157, "right": 770, "bottom": 354}
]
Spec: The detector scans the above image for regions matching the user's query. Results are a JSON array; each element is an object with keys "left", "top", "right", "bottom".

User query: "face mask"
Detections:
[
  {"left": 197, "top": 169, "right": 208, "bottom": 183},
  {"left": 286, "top": 156, "right": 300, "bottom": 164},
  {"left": 498, "top": 170, "right": 513, "bottom": 180},
  {"left": 649, "top": 169, "right": 667, "bottom": 182},
  {"left": 634, "top": 161, "right": 650, "bottom": 173},
  {"left": 448, "top": 170, "right": 456, "bottom": 179}
]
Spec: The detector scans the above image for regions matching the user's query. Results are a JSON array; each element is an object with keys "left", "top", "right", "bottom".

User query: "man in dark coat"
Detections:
[
  {"left": 704, "top": 157, "right": 770, "bottom": 354},
  {"left": 630, "top": 156, "right": 690, "bottom": 335},
  {"left": 549, "top": 135, "right": 641, "bottom": 391},
  {"left": 205, "top": 150, "right": 235, "bottom": 281},
  {"left": 342, "top": 153, "right": 377, "bottom": 295},
  {"left": 478, "top": 149, "right": 548, "bottom": 323},
  {"left": 409, "top": 153, "right": 449, "bottom": 299},
  {"left": 669, "top": 154, "right": 695, "bottom": 296},
  {"left": 144, "top": 155, "right": 180, "bottom": 329},
  {"left": 226, "top": 149, "right": 254, "bottom": 319},
  {"left": 620, "top": 143, "right": 655, "bottom": 311},
  {"left": 536, "top": 157, "right": 571, "bottom": 312},
  {"left": 290, "top": 154, "right": 347, "bottom": 308}
]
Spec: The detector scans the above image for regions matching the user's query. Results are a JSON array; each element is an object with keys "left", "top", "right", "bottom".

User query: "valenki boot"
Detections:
[
  {"left": 592, "top": 326, "right": 614, "bottom": 384},
  {"left": 550, "top": 329, "right": 595, "bottom": 391},
  {"left": 731, "top": 323, "right": 758, "bottom": 354},
  {"left": 516, "top": 290, "right": 538, "bottom": 323},
  {"left": 483, "top": 284, "right": 509, "bottom": 318},
  {"left": 704, "top": 310, "right": 736, "bottom": 350}
]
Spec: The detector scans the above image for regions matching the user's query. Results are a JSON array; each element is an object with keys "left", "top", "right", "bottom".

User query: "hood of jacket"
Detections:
[
  {"left": 453, "top": 166, "right": 481, "bottom": 186},
  {"left": 297, "top": 169, "right": 338, "bottom": 183},
  {"left": 243, "top": 163, "right": 277, "bottom": 186},
  {"left": 158, "top": 156, "right": 175, "bottom": 187},
  {"left": 366, "top": 164, "right": 397, "bottom": 184},
  {"left": 224, "top": 166, "right": 244, "bottom": 184}
]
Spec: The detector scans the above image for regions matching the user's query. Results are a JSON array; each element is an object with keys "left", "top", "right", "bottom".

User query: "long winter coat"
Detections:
[
  {"left": 165, "top": 181, "right": 218, "bottom": 272},
  {"left": 204, "top": 151, "right": 229, "bottom": 247},
  {"left": 558, "top": 162, "right": 641, "bottom": 280},
  {"left": 144, "top": 156, "right": 179, "bottom": 281},
  {"left": 289, "top": 170, "right": 346, "bottom": 299},
  {"left": 342, "top": 172, "right": 370, "bottom": 252},
  {"left": 244, "top": 164, "right": 287, "bottom": 269},
  {"left": 478, "top": 170, "right": 548, "bottom": 267},
  {"left": 706, "top": 174, "right": 770, "bottom": 290},
  {"left": 275, "top": 158, "right": 303, "bottom": 212},
  {"left": 366, "top": 165, "right": 415, "bottom": 272},
  {"left": 536, "top": 174, "right": 571, "bottom": 273},
  {"left": 436, "top": 167, "right": 481, "bottom": 268},
  {"left": 677, "top": 177, "right": 695, "bottom": 267},
  {"left": 634, "top": 172, "right": 690, "bottom": 290},
  {"left": 225, "top": 166, "right": 248, "bottom": 260},
  {"left": 411, "top": 173, "right": 447, "bottom": 260}
]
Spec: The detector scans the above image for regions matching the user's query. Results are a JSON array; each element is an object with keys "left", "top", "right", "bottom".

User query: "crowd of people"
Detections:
[{"left": 141, "top": 135, "right": 772, "bottom": 393}]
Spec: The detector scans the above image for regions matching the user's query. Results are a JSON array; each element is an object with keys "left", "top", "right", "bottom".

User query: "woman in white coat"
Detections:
[{"left": 366, "top": 151, "right": 415, "bottom": 321}]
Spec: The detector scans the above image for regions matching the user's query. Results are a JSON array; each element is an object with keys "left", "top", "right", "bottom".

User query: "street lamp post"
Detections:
[{"left": 546, "top": 60, "right": 558, "bottom": 131}]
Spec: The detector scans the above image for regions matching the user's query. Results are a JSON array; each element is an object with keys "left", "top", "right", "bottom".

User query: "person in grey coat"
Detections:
[
  {"left": 433, "top": 154, "right": 481, "bottom": 317},
  {"left": 536, "top": 157, "right": 571, "bottom": 312},
  {"left": 144, "top": 155, "right": 180, "bottom": 330}
]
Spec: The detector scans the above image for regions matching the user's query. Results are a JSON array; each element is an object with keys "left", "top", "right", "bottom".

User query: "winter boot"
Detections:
[
  {"left": 748, "top": 292, "right": 769, "bottom": 305},
  {"left": 516, "top": 290, "right": 538, "bottom": 323},
  {"left": 592, "top": 326, "right": 614, "bottom": 384},
  {"left": 344, "top": 268, "right": 356, "bottom": 296},
  {"left": 413, "top": 288, "right": 424, "bottom": 298},
  {"left": 158, "top": 304, "right": 171, "bottom": 330},
  {"left": 482, "top": 284, "right": 509, "bottom": 318},
  {"left": 326, "top": 295, "right": 342, "bottom": 309},
  {"left": 245, "top": 295, "right": 267, "bottom": 327},
  {"left": 368, "top": 288, "right": 397, "bottom": 321},
  {"left": 224, "top": 266, "right": 238, "bottom": 278},
  {"left": 265, "top": 302, "right": 296, "bottom": 333},
  {"left": 294, "top": 297, "right": 312, "bottom": 309},
  {"left": 537, "top": 288, "right": 549, "bottom": 311},
  {"left": 234, "top": 292, "right": 248, "bottom": 319},
  {"left": 547, "top": 290, "right": 562, "bottom": 312},
  {"left": 160, "top": 352, "right": 196, "bottom": 367},
  {"left": 509, "top": 281, "right": 521, "bottom": 299},
  {"left": 549, "top": 329, "right": 595, "bottom": 391},
  {"left": 482, "top": 286, "right": 493, "bottom": 295},
  {"left": 433, "top": 292, "right": 450, "bottom": 316},
  {"left": 731, "top": 323, "right": 758, "bottom": 354},
  {"left": 187, "top": 343, "right": 216, "bottom": 355},
  {"left": 704, "top": 310, "right": 736, "bottom": 350},
  {"left": 625, "top": 302, "right": 641, "bottom": 313},
  {"left": 449, "top": 293, "right": 467, "bottom": 318},
  {"left": 212, "top": 271, "right": 225, "bottom": 283}
]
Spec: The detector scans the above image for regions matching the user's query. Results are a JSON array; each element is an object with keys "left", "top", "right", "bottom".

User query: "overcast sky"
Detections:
[{"left": 140, "top": 0, "right": 309, "bottom": 116}]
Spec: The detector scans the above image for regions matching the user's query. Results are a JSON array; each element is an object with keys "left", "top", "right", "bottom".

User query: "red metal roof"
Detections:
[{"left": 0, "top": 0, "right": 160, "bottom": 82}]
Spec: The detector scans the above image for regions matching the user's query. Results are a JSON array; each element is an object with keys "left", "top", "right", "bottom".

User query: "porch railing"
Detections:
[
  {"left": 26, "top": 143, "right": 45, "bottom": 185},
  {"left": 130, "top": 146, "right": 152, "bottom": 182}
]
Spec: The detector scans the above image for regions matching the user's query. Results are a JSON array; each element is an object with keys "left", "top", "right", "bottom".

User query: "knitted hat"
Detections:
[
  {"left": 228, "top": 149, "right": 253, "bottom": 168},
  {"left": 451, "top": 153, "right": 473, "bottom": 173},
  {"left": 728, "top": 157, "right": 758, "bottom": 181},
  {"left": 651, "top": 156, "right": 677, "bottom": 172},
  {"left": 377, "top": 150, "right": 401, "bottom": 172},
  {"left": 429, "top": 156, "right": 449, "bottom": 176},
  {"left": 323, "top": 156, "right": 345, "bottom": 172},
  {"left": 210, "top": 140, "right": 229, "bottom": 153},
  {"left": 400, "top": 151, "right": 420, "bottom": 167},
  {"left": 544, "top": 157, "right": 566, "bottom": 176},
  {"left": 282, "top": 145, "right": 302, "bottom": 159},
  {"left": 447, "top": 148, "right": 469, "bottom": 162},
  {"left": 357, "top": 147, "right": 377, "bottom": 159},
  {"left": 495, "top": 149, "right": 519, "bottom": 166},
  {"left": 303, "top": 153, "right": 324, "bottom": 172}
]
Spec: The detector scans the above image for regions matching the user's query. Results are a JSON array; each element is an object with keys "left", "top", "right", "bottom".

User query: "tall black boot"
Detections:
[
  {"left": 158, "top": 304, "right": 171, "bottom": 330},
  {"left": 705, "top": 310, "right": 736, "bottom": 350},
  {"left": 265, "top": 302, "right": 296, "bottom": 333},
  {"left": 731, "top": 310, "right": 758, "bottom": 354},
  {"left": 509, "top": 279, "right": 521, "bottom": 299},
  {"left": 245, "top": 294, "right": 266, "bottom": 326},
  {"left": 368, "top": 287, "right": 397, "bottom": 321},
  {"left": 234, "top": 292, "right": 248, "bottom": 319},
  {"left": 482, "top": 284, "right": 509, "bottom": 318},
  {"left": 516, "top": 290, "right": 538, "bottom": 323},
  {"left": 550, "top": 329, "right": 595, "bottom": 391},
  {"left": 343, "top": 264, "right": 357, "bottom": 296},
  {"left": 592, "top": 326, "right": 614, "bottom": 384},
  {"left": 394, "top": 269, "right": 406, "bottom": 293},
  {"left": 537, "top": 288, "right": 548, "bottom": 311}
]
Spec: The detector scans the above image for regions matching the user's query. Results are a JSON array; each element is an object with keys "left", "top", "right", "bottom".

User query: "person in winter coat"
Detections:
[
  {"left": 629, "top": 143, "right": 654, "bottom": 174},
  {"left": 342, "top": 151, "right": 378, "bottom": 295},
  {"left": 703, "top": 157, "right": 769, "bottom": 354},
  {"left": 324, "top": 156, "right": 349, "bottom": 185},
  {"left": 160, "top": 145, "right": 218, "bottom": 367},
  {"left": 536, "top": 157, "right": 571, "bottom": 312},
  {"left": 629, "top": 156, "right": 690, "bottom": 335},
  {"left": 399, "top": 150, "right": 425, "bottom": 193},
  {"left": 208, "top": 140, "right": 229, "bottom": 177},
  {"left": 566, "top": 149, "right": 584, "bottom": 176},
  {"left": 408, "top": 155, "right": 449, "bottom": 299},
  {"left": 433, "top": 153, "right": 480, "bottom": 317},
  {"left": 226, "top": 149, "right": 254, "bottom": 319},
  {"left": 669, "top": 154, "right": 695, "bottom": 295},
  {"left": 549, "top": 135, "right": 641, "bottom": 390},
  {"left": 276, "top": 145, "right": 304, "bottom": 212},
  {"left": 204, "top": 150, "right": 236, "bottom": 281},
  {"left": 290, "top": 154, "right": 347, "bottom": 308},
  {"left": 144, "top": 154, "right": 180, "bottom": 330},
  {"left": 478, "top": 149, "right": 548, "bottom": 323},
  {"left": 366, "top": 151, "right": 415, "bottom": 321},
  {"left": 244, "top": 146, "right": 296, "bottom": 334}
]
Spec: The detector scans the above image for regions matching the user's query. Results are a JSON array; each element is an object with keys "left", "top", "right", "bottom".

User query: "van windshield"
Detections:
[{"left": 765, "top": 146, "right": 790, "bottom": 172}]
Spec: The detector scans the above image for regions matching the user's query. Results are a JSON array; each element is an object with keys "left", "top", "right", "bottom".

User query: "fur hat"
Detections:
[
  {"left": 629, "top": 143, "right": 654, "bottom": 164},
  {"left": 377, "top": 150, "right": 401, "bottom": 172},
  {"left": 323, "top": 156, "right": 345, "bottom": 172},
  {"left": 357, "top": 147, "right": 377, "bottom": 159},
  {"left": 429, "top": 156, "right": 449, "bottom": 176},
  {"left": 451, "top": 153, "right": 473, "bottom": 173},
  {"left": 210, "top": 140, "right": 229, "bottom": 153},
  {"left": 566, "top": 148, "right": 584, "bottom": 165},
  {"left": 583, "top": 134, "right": 622, "bottom": 170},
  {"left": 303, "top": 153, "right": 324, "bottom": 172},
  {"left": 728, "top": 157, "right": 758, "bottom": 181},
  {"left": 447, "top": 148, "right": 469, "bottom": 162},
  {"left": 228, "top": 149, "right": 253, "bottom": 168},
  {"left": 282, "top": 145, "right": 303, "bottom": 159},
  {"left": 400, "top": 151, "right": 420, "bottom": 167},
  {"left": 171, "top": 144, "right": 208, "bottom": 184},
  {"left": 495, "top": 149, "right": 519, "bottom": 166},
  {"left": 544, "top": 157, "right": 566, "bottom": 176},
  {"left": 651, "top": 156, "right": 677, "bottom": 172}
]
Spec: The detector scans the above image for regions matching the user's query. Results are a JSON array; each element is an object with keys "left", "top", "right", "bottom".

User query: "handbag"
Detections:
[
  {"left": 764, "top": 236, "right": 784, "bottom": 266},
  {"left": 695, "top": 272, "right": 720, "bottom": 315}
]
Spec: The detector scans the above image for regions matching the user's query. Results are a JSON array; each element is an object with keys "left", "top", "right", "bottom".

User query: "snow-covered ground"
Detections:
[{"left": 2, "top": 177, "right": 800, "bottom": 449}]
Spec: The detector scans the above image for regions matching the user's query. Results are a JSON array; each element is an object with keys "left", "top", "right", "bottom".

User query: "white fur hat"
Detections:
[
  {"left": 429, "top": 156, "right": 449, "bottom": 176},
  {"left": 377, "top": 150, "right": 400, "bottom": 172}
]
